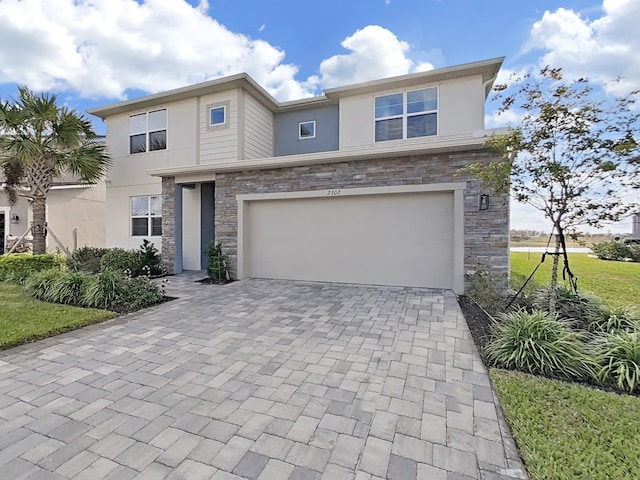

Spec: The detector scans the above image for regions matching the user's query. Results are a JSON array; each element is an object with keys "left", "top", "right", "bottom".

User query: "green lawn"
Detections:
[
  {"left": 0, "top": 283, "right": 116, "bottom": 350},
  {"left": 491, "top": 369, "right": 640, "bottom": 480},
  {"left": 511, "top": 252, "right": 640, "bottom": 308}
]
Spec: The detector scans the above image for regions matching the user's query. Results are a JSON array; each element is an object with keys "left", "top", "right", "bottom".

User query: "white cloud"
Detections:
[
  {"left": 526, "top": 0, "right": 640, "bottom": 95},
  {"left": 315, "top": 26, "right": 433, "bottom": 89},
  {"left": 0, "top": 0, "right": 316, "bottom": 101},
  {"left": 0, "top": 2, "right": 436, "bottom": 102}
]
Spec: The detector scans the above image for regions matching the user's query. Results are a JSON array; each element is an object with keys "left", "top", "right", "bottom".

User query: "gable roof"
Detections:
[{"left": 88, "top": 57, "right": 504, "bottom": 119}]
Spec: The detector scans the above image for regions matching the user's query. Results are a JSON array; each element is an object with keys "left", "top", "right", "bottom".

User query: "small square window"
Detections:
[
  {"left": 210, "top": 106, "right": 226, "bottom": 126},
  {"left": 299, "top": 121, "right": 316, "bottom": 139}
]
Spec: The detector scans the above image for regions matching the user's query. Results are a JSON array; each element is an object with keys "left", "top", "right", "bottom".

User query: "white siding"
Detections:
[
  {"left": 339, "top": 74, "right": 485, "bottom": 149},
  {"left": 199, "top": 90, "right": 239, "bottom": 164},
  {"left": 243, "top": 91, "right": 274, "bottom": 159},
  {"left": 104, "top": 97, "right": 196, "bottom": 250}
]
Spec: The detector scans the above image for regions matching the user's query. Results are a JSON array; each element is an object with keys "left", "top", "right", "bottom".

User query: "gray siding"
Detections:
[{"left": 274, "top": 105, "right": 339, "bottom": 156}]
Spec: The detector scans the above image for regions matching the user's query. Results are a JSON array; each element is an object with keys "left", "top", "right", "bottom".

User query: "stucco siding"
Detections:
[
  {"left": 0, "top": 192, "right": 29, "bottom": 241},
  {"left": 339, "top": 74, "right": 485, "bottom": 149},
  {"left": 47, "top": 184, "right": 106, "bottom": 250},
  {"left": 199, "top": 90, "right": 239, "bottom": 164},
  {"left": 244, "top": 91, "right": 273, "bottom": 159},
  {"left": 105, "top": 98, "right": 197, "bottom": 167},
  {"left": 106, "top": 181, "right": 162, "bottom": 251},
  {"left": 439, "top": 76, "right": 484, "bottom": 137}
]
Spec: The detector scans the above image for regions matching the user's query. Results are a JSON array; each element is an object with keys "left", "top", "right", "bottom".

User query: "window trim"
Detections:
[
  {"left": 129, "top": 108, "right": 168, "bottom": 154},
  {"left": 298, "top": 120, "right": 316, "bottom": 140},
  {"left": 374, "top": 87, "right": 438, "bottom": 142},
  {"left": 207, "top": 101, "right": 230, "bottom": 130},
  {"left": 130, "top": 195, "right": 162, "bottom": 237}
]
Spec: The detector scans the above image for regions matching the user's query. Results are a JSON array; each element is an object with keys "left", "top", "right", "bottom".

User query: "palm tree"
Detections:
[{"left": 0, "top": 86, "right": 111, "bottom": 254}]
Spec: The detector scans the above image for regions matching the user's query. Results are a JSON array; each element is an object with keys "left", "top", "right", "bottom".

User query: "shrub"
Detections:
[
  {"left": 81, "top": 270, "right": 165, "bottom": 312},
  {"left": 115, "top": 276, "right": 165, "bottom": 313},
  {"left": 68, "top": 246, "right": 110, "bottom": 273},
  {"left": 486, "top": 309, "right": 594, "bottom": 378},
  {"left": 591, "top": 241, "right": 632, "bottom": 261},
  {"left": 25, "top": 269, "right": 63, "bottom": 302},
  {"left": 137, "top": 240, "right": 165, "bottom": 277},
  {"left": 593, "top": 330, "right": 640, "bottom": 393},
  {"left": 0, "top": 253, "right": 64, "bottom": 284},
  {"left": 467, "top": 265, "right": 506, "bottom": 316},
  {"left": 628, "top": 244, "right": 640, "bottom": 262},
  {"left": 100, "top": 248, "right": 141, "bottom": 276},
  {"left": 532, "top": 285, "right": 603, "bottom": 328},
  {"left": 586, "top": 305, "right": 640, "bottom": 334},
  {"left": 204, "top": 241, "right": 230, "bottom": 283},
  {"left": 83, "top": 270, "right": 128, "bottom": 310}
]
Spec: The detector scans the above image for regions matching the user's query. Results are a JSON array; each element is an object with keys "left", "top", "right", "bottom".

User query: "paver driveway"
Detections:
[{"left": 0, "top": 276, "right": 527, "bottom": 480}]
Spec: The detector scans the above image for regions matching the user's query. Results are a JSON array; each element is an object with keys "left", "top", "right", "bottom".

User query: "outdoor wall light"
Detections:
[
  {"left": 478, "top": 194, "right": 490, "bottom": 211},
  {"left": 10, "top": 213, "right": 19, "bottom": 223}
]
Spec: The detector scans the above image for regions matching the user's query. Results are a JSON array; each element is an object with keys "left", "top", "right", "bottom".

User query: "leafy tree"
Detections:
[
  {"left": 0, "top": 86, "right": 111, "bottom": 254},
  {"left": 461, "top": 67, "right": 639, "bottom": 306}
]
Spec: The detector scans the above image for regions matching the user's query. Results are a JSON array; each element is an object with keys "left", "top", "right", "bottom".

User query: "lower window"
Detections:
[{"left": 131, "top": 196, "right": 162, "bottom": 236}]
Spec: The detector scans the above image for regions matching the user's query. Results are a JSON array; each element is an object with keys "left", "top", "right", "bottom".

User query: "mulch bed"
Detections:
[{"left": 457, "top": 295, "right": 494, "bottom": 355}]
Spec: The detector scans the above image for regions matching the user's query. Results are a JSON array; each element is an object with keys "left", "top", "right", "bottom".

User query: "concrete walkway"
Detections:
[{"left": 0, "top": 275, "right": 527, "bottom": 479}]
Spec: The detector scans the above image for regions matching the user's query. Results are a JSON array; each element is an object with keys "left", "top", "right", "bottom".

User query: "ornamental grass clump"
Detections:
[
  {"left": 532, "top": 285, "right": 603, "bottom": 328},
  {"left": 593, "top": 330, "right": 640, "bottom": 393},
  {"left": 586, "top": 305, "right": 640, "bottom": 334},
  {"left": 486, "top": 309, "right": 594, "bottom": 379}
]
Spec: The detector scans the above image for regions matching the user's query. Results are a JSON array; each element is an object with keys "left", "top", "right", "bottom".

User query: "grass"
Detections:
[
  {"left": 491, "top": 369, "right": 640, "bottom": 480},
  {"left": 511, "top": 252, "right": 640, "bottom": 308},
  {"left": 0, "top": 283, "right": 116, "bottom": 350}
]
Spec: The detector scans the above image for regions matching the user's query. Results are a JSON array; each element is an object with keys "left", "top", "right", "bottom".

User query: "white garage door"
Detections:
[{"left": 241, "top": 188, "right": 459, "bottom": 290}]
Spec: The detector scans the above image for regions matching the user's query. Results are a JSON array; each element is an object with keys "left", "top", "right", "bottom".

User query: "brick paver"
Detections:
[{"left": 0, "top": 274, "right": 527, "bottom": 479}]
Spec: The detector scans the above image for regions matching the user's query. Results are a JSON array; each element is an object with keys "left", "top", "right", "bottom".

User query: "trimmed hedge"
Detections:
[
  {"left": 591, "top": 241, "right": 640, "bottom": 262},
  {"left": 0, "top": 254, "right": 65, "bottom": 284}
]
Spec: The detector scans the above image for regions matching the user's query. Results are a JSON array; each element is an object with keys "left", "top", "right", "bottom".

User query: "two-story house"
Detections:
[{"left": 88, "top": 57, "right": 509, "bottom": 294}]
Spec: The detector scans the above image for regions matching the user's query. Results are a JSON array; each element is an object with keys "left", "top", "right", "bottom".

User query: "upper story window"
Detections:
[
  {"left": 129, "top": 109, "right": 167, "bottom": 154},
  {"left": 131, "top": 196, "right": 162, "bottom": 236},
  {"left": 299, "top": 121, "right": 316, "bottom": 139},
  {"left": 208, "top": 102, "right": 229, "bottom": 129},
  {"left": 374, "top": 87, "right": 437, "bottom": 142}
]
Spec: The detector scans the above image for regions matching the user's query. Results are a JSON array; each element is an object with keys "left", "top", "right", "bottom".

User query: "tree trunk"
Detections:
[
  {"left": 31, "top": 196, "right": 47, "bottom": 254},
  {"left": 549, "top": 232, "right": 561, "bottom": 313}
]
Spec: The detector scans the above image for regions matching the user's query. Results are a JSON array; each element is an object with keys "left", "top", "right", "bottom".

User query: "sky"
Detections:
[{"left": 0, "top": 0, "right": 638, "bottom": 234}]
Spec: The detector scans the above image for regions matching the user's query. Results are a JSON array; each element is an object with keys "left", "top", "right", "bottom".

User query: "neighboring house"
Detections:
[
  {"left": 0, "top": 177, "right": 106, "bottom": 253},
  {"left": 88, "top": 57, "right": 509, "bottom": 293}
]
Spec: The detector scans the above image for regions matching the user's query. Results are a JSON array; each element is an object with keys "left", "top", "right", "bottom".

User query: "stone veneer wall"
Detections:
[
  {"left": 161, "top": 176, "right": 176, "bottom": 274},
  {"left": 210, "top": 148, "right": 509, "bottom": 292}
]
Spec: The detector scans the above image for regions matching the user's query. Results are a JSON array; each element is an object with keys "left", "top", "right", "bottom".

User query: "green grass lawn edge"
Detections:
[
  {"left": 0, "top": 283, "right": 117, "bottom": 351},
  {"left": 510, "top": 252, "right": 640, "bottom": 308},
  {"left": 491, "top": 368, "right": 640, "bottom": 480}
]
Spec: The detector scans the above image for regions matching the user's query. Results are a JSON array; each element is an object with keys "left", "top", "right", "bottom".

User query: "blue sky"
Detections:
[{"left": 0, "top": 0, "right": 638, "bottom": 233}]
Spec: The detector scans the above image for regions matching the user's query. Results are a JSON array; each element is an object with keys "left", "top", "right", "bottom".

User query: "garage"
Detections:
[{"left": 237, "top": 183, "right": 465, "bottom": 292}]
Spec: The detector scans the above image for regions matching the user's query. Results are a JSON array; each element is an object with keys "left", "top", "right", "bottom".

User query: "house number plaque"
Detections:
[{"left": 326, "top": 190, "right": 341, "bottom": 196}]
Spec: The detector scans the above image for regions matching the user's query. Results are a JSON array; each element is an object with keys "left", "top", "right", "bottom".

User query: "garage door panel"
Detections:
[{"left": 245, "top": 191, "right": 454, "bottom": 289}]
